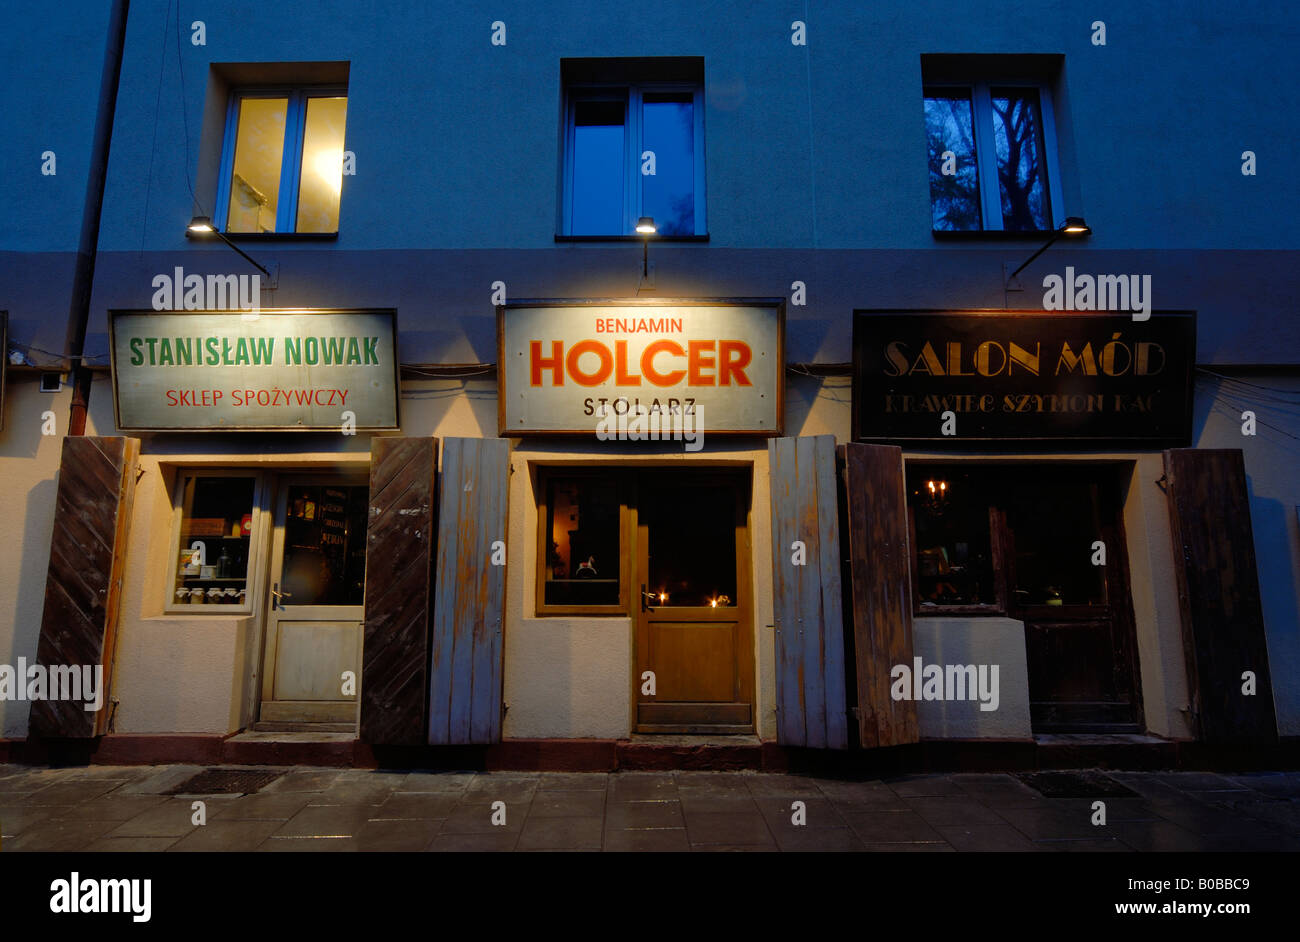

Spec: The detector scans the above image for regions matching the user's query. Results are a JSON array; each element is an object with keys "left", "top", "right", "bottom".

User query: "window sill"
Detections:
[
  {"left": 931, "top": 229, "right": 1077, "bottom": 242},
  {"left": 188, "top": 231, "right": 339, "bottom": 242},
  {"left": 555, "top": 234, "right": 709, "bottom": 243}
]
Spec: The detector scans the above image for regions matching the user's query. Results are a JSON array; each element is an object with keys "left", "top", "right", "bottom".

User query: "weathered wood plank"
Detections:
[
  {"left": 767, "top": 435, "right": 849, "bottom": 749},
  {"left": 428, "top": 438, "right": 463, "bottom": 744},
  {"left": 360, "top": 437, "right": 438, "bottom": 745},
  {"left": 430, "top": 437, "right": 509, "bottom": 745},
  {"left": 30, "top": 437, "right": 139, "bottom": 739},
  {"left": 840, "top": 442, "right": 919, "bottom": 749},
  {"left": 767, "top": 438, "right": 802, "bottom": 745},
  {"left": 813, "top": 434, "right": 849, "bottom": 750},
  {"left": 1164, "top": 448, "right": 1277, "bottom": 743},
  {"left": 469, "top": 438, "right": 509, "bottom": 743},
  {"left": 794, "top": 436, "right": 827, "bottom": 748}
]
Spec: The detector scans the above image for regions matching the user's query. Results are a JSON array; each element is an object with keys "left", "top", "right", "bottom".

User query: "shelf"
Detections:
[
  {"left": 183, "top": 534, "right": 250, "bottom": 540},
  {"left": 181, "top": 577, "right": 248, "bottom": 583}
]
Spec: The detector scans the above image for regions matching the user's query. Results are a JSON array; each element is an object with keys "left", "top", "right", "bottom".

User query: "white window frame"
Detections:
[
  {"left": 561, "top": 83, "right": 707, "bottom": 236},
  {"left": 926, "top": 80, "right": 1064, "bottom": 232},
  {"left": 214, "top": 86, "right": 348, "bottom": 234},
  {"left": 164, "top": 469, "right": 269, "bottom": 615}
]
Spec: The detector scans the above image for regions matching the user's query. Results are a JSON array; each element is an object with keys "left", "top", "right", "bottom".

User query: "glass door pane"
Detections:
[
  {"left": 280, "top": 483, "right": 369, "bottom": 606},
  {"left": 644, "top": 482, "right": 736, "bottom": 608}
]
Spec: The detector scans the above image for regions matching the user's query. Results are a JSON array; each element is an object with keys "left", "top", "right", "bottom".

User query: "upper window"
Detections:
[
  {"left": 562, "top": 78, "right": 706, "bottom": 237},
  {"left": 216, "top": 87, "right": 348, "bottom": 234},
  {"left": 924, "top": 78, "right": 1064, "bottom": 233}
]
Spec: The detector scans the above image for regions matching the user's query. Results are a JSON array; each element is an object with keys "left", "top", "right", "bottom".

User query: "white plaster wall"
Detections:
[
  {"left": 504, "top": 617, "right": 631, "bottom": 738},
  {"left": 912, "top": 617, "right": 1032, "bottom": 740},
  {"left": 0, "top": 377, "right": 72, "bottom": 737}
]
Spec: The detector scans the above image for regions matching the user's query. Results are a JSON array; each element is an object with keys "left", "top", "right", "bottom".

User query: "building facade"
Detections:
[{"left": 2, "top": 1, "right": 1298, "bottom": 763}]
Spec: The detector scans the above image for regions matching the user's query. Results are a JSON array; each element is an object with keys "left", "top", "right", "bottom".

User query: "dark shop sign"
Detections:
[{"left": 852, "top": 310, "right": 1195, "bottom": 445}]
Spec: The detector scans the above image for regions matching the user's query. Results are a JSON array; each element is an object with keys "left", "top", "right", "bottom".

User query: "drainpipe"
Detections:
[{"left": 66, "top": 0, "right": 130, "bottom": 436}]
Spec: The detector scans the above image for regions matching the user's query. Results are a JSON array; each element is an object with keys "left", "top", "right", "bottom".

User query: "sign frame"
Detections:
[
  {"left": 851, "top": 308, "right": 1196, "bottom": 448},
  {"left": 108, "top": 308, "right": 401, "bottom": 432},
  {"left": 0, "top": 311, "right": 7, "bottom": 433},
  {"left": 497, "top": 297, "right": 786, "bottom": 437}
]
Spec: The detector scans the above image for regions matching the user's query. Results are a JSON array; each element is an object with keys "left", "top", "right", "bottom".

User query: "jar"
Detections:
[
  {"left": 190, "top": 588, "right": 205, "bottom": 604},
  {"left": 207, "top": 588, "right": 224, "bottom": 604},
  {"left": 223, "top": 588, "right": 239, "bottom": 604},
  {"left": 236, "top": 589, "right": 247, "bottom": 606},
  {"left": 175, "top": 588, "right": 190, "bottom": 604}
]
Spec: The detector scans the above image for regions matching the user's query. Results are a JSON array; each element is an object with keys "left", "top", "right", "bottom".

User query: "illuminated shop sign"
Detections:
[
  {"left": 498, "top": 300, "right": 784, "bottom": 435},
  {"left": 852, "top": 310, "right": 1194, "bottom": 445},
  {"left": 109, "top": 309, "right": 399, "bottom": 431}
]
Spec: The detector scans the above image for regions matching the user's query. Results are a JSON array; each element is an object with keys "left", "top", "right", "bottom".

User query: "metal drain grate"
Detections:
[
  {"left": 1015, "top": 771, "right": 1139, "bottom": 799},
  {"left": 165, "top": 769, "right": 283, "bottom": 795}
]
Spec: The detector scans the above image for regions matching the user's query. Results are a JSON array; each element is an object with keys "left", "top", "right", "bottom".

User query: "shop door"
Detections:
[
  {"left": 635, "top": 475, "right": 754, "bottom": 732},
  {"left": 259, "top": 476, "right": 369, "bottom": 727},
  {"left": 1004, "top": 472, "right": 1143, "bottom": 732}
]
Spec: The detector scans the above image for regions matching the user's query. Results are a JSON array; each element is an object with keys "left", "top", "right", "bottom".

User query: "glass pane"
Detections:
[
  {"left": 280, "top": 484, "right": 368, "bottom": 606},
  {"left": 174, "top": 476, "right": 256, "bottom": 607},
  {"left": 570, "top": 99, "right": 625, "bottom": 234},
  {"left": 642, "top": 94, "right": 695, "bottom": 236},
  {"left": 908, "top": 469, "right": 996, "bottom": 607},
  {"left": 924, "top": 90, "right": 981, "bottom": 231},
  {"left": 544, "top": 477, "right": 621, "bottom": 606},
  {"left": 226, "top": 97, "right": 287, "bottom": 233},
  {"left": 991, "top": 88, "right": 1051, "bottom": 231},
  {"left": 295, "top": 96, "right": 348, "bottom": 233},
  {"left": 1005, "top": 477, "right": 1108, "bottom": 606},
  {"left": 646, "top": 484, "right": 736, "bottom": 607}
]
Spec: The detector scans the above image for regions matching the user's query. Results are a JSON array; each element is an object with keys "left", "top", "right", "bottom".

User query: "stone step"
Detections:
[{"left": 250, "top": 721, "right": 356, "bottom": 733}]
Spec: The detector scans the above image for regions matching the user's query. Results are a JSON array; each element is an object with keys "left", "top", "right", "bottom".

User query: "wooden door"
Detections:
[
  {"left": 635, "top": 474, "right": 754, "bottom": 732},
  {"left": 259, "top": 475, "right": 369, "bottom": 726},
  {"left": 1003, "top": 471, "right": 1143, "bottom": 732}
]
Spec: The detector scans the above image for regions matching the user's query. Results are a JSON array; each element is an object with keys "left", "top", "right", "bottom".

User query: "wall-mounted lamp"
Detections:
[
  {"left": 186, "top": 215, "right": 273, "bottom": 280},
  {"left": 1004, "top": 216, "right": 1091, "bottom": 293},
  {"left": 636, "top": 216, "right": 656, "bottom": 284}
]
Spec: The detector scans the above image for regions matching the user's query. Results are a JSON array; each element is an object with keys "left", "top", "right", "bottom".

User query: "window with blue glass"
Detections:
[
  {"left": 215, "top": 87, "right": 348, "bottom": 234},
  {"left": 924, "top": 81, "right": 1063, "bottom": 233},
  {"left": 562, "top": 84, "right": 706, "bottom": 236}
]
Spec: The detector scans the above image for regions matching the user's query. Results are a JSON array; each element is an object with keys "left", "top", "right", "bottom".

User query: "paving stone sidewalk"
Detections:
[{"left": 2, "top": 765, "right": 1299, "bottom": 852}]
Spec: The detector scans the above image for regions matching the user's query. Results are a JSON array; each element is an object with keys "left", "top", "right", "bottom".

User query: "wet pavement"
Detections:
[{"left": 3, "top": 764, "right": 1299, "bottom": 852}]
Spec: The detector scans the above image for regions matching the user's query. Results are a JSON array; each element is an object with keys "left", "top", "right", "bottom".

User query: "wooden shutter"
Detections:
[
  {"left": 839, "top": 442, "right": 919, "bottom": 748},
  {"left": 1164, "top": 448, "right": 1277, "bottom": 743},
  {"left": 360, "top": 437, "right": 438, "bottom": 745},
  {"left": 429, "top": 437, "right": 510, "bottom": 745},
  {"left": 29, "top": 436, "right": 139, "bottom": 738},
  {"left": 767, "top": 435, "right": 849, "bottom": 749}
]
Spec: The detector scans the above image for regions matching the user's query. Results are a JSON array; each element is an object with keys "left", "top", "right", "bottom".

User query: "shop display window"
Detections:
[
  {"left": 541, "top": 475, "right": 623, "bottom": 609},
  {"left": 907, "top": 465, "right": 1116, "bottom": 616},
  {"left": 169, "top": 473, "right": 260, "bottom": 613}
]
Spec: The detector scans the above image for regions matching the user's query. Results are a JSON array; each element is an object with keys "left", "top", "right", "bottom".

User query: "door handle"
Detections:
[
  {"left": 641, "top": 584, "right": 656, "bottom": 613},
  {"left": 271, "top": 582, "right": 293, "bottom": 610}
]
